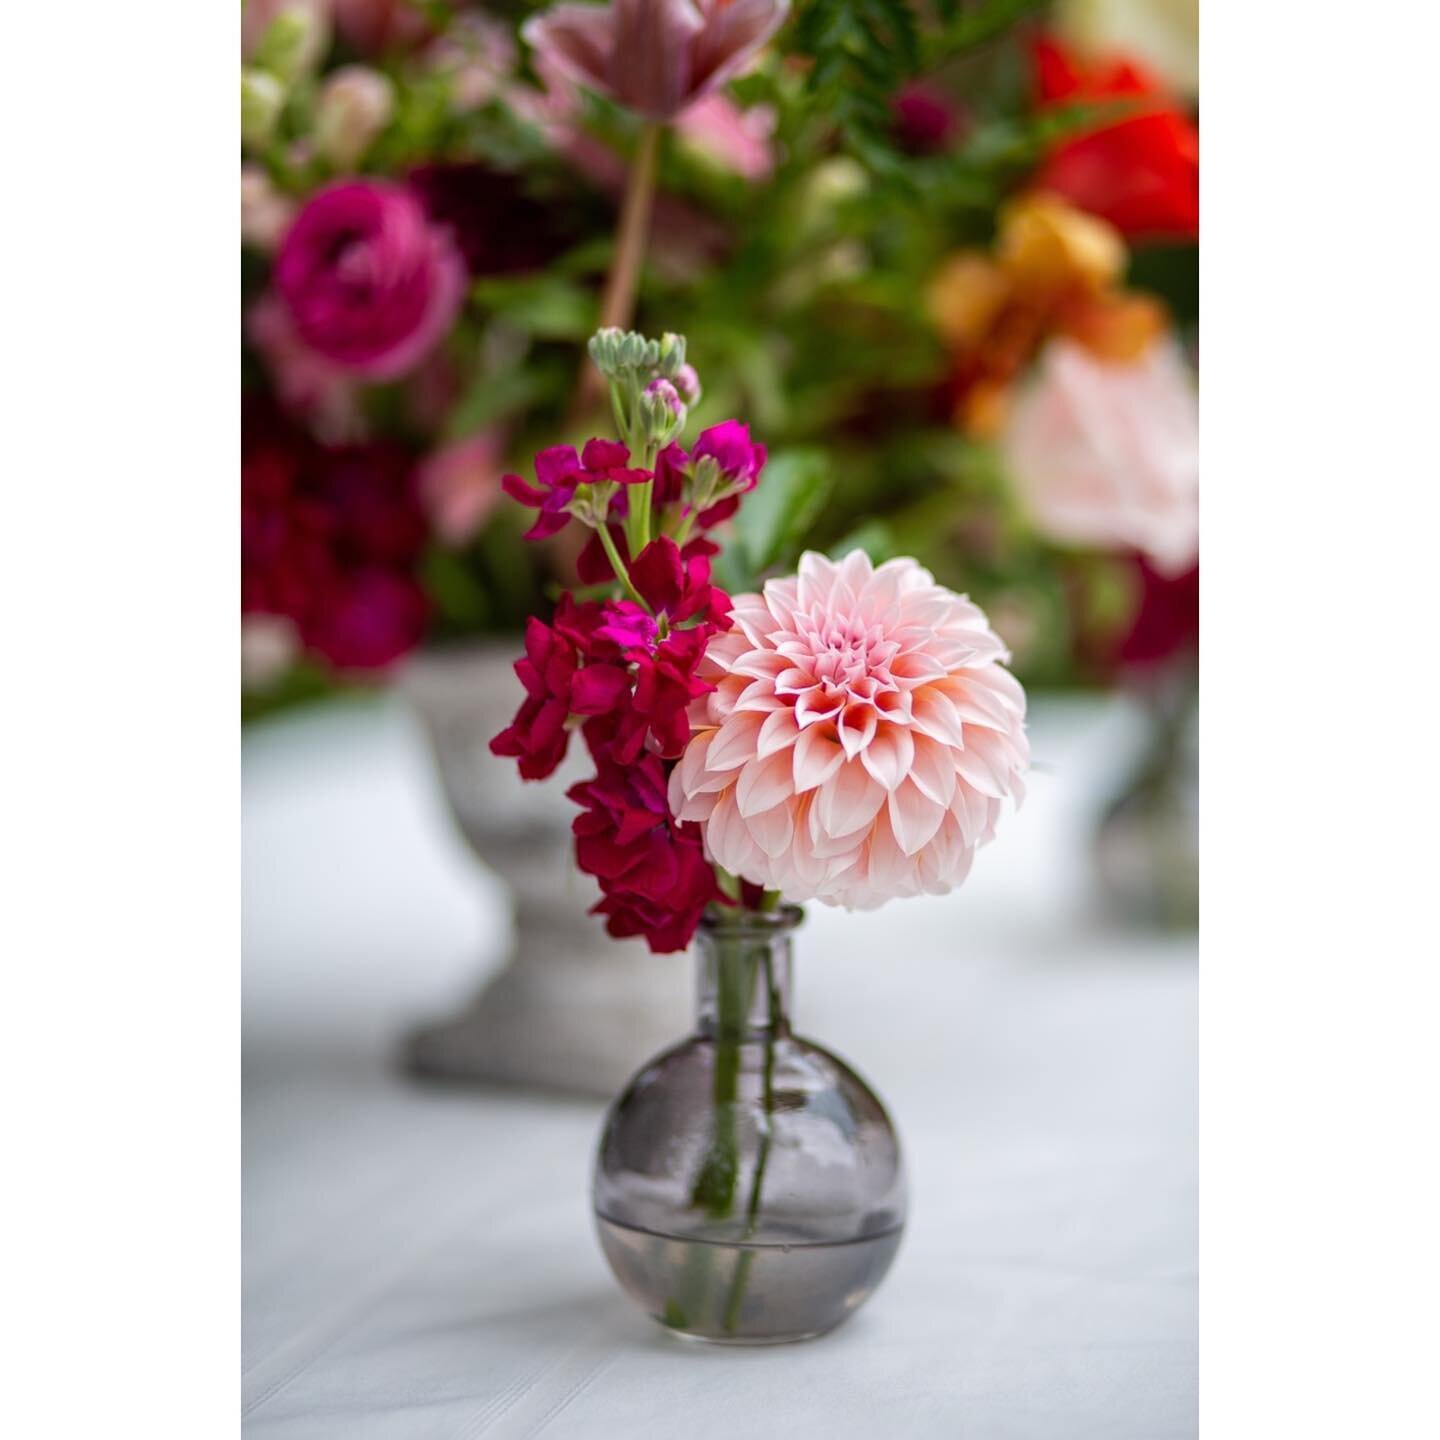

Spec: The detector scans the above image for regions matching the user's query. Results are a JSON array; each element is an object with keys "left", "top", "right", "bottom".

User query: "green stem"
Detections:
[
  {"left": 688, "top": 941, "right": 756, "bottom": 1219},
  {"left": 572, "top": 122, "right": 663, "bottom": 421},
  {"left": 596, "top": 523, "right": 647, "bottom": 610},
  {"left": 721, "top": 950, "right": 781, "bottom": 1333}
]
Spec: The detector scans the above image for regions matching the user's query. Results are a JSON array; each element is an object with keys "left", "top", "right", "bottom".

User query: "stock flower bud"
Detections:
[
  {"left": 315, "top": 65, "right": 395, "bottom": 170},
  {"left": 673, "top": 363, "right": 702, "bottom": 406},
  {"left": 640, "top": 378, "right": 687, "bottom": 447},
  {"left": 657, "top": 332, "right": 687, "bottom": 378},
  {"left": 241, "top": 68, "right": 286, "bottom": 150}
]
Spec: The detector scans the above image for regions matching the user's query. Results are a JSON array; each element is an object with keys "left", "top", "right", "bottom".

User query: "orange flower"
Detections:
[{"left": 927, "top": 193, "right": 1171, "bottom": 437}]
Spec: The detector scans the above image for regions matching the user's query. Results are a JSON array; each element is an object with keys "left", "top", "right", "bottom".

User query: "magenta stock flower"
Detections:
[
  {"left": 655, "top": 418, "right": 766, "bottom": 526},
  {"left": 490, "top": 603, "right": 633, "bottom": 780},
  {"left": 523, "top": 0, "right": 790, "bottom": 122},
  {"left": 275, "top": 180, "right": 465, "bottom": 381},
  {"left": 500, "top": 439, "right": 650, "bottom": 540},
  {"left": 568, "top": 755, "right": 722, "bottom": 952},
  {"left": 669, "top": 550, "right": 1029, "bottom": 909}
]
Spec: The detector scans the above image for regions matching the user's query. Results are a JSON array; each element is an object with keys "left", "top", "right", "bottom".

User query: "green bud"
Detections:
[
  {"left": 638, "top": 379, "right": 686, "bottom": 448},
  {"left": 587, "top": 326, "right": 628, "bottom": 379},
  {"left": 241, "top": 68, "right": 286, "bottom": 150},
  {"left": 254, "top": 3, "right": 330, "bottom": 87},
  {"left": 656, "top": 333, "right": 687, "bottom": 379}
]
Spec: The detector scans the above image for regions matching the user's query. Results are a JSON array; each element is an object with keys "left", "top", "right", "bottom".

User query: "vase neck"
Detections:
[{"left": 695, "top": 908, "right": 802, "bottom": 1040}]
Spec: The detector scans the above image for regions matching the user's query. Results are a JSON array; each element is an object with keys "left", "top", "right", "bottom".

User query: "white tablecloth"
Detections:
[{"left": 243, "top": 694, "right": 1197, "bottom": 1439}]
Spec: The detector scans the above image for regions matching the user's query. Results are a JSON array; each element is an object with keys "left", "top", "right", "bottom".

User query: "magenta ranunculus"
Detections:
[{"left": 275, "top": 180, "right": 466, "bottom": 381}]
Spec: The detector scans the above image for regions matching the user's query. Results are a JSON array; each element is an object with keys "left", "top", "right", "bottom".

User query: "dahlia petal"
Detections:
[
  {"left": 908, "top": 734, "right": 958, "bottom": 808},
  {"left": 836, "top": 703, "right": 878, "bottom": 759},
  {"left": 953, "top": 739, "right": 1010, "bottom": 800},
  {"left": 792, "top": 725, "right": 845, "bottom": 793},
  {"left": 745, "top": 800, "right": 795, "bottom": 858},
  {"left": 795, "top": 687, "right": 843, "bottom": 727},
  {"left": 860, "top": 723, "right": 914, "bottom": 791},
  {"left": 733, "top": 678, "right": 787, "bottom": 714},
  {"left": 704, "top": 710, "right": 764, "bottom": 771},
  {"left": 910, "top": 688, "right": 968, "bottom": 749},
  {"left": 817, "top": 760, "right": 885, "bottom": 837},
  {"left": 887, "top": 781, "right": 947, "bottom": 857},
  {"left": 755, "top": 707, "right": 800, "bottom": 758},
  {"left": 736, "top": 749, "right": 796, "bottom": 817}
]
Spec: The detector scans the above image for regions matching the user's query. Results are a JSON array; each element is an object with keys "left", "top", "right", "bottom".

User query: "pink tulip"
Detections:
[{"left": 523, "top": 0, "right": 789, "bottom": 121}]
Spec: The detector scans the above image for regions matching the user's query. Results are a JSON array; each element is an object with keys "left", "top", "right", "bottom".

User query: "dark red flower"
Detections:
[
  {"left": 489, "top": 605, "right": 632, "bottom": 779},
  {"left": 1031, "top": 35, "right": 1199, "bottom": 243},
  {"left": 569, "top": 538, "right": 733, "bottom": 764},
  {"left": 892, "top": 84, "right": 962, "bottom": 156},
  {"left": 408, "top": 164, "right": 580, "bottom": 278},
  {"left": 567, "top": 754, "right": 721, "bottom": 953},
  {"left": 304, "top": 569, "right": 429, "bottom": 671},
  {"left": 242, "top": 407, "right": 430, "bottom": 671},
  {"left": 1117, "top": 556, "right": 1198, "bottom": 670},
  {"left": 501, "top": 439, "right": 651, "bottom": 541}
]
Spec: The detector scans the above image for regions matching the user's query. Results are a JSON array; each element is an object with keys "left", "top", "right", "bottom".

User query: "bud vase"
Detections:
[{"left": 593, "top": 906, "right": 907, "bottom": 1344}]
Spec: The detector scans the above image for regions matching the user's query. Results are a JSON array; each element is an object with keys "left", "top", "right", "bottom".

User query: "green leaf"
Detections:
[
  {"left": 733, "top": 448, "right": 834, "bottom": 576},
  {"left": 444, "top": 365, "right": 548, "bottom": 441},
  {"left": 829, "top": 519, "right": 896, "bottom": 564},
  {"left": 471, "top": 273, "right": 597, "bottom": 340}
]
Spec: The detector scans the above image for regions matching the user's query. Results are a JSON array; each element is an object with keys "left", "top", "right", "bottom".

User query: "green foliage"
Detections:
[
  {"left": 470, "top": 272, "right": 598, "bottom": 341},
  {"left": 714, "top": 449, "right": 834, "bottom": 592},
  {"left": 792, "top": 0, "right": 922, "bottom": 172},
  {"left": 789, "top": 0, "right": 1052, "bottom": 175}
]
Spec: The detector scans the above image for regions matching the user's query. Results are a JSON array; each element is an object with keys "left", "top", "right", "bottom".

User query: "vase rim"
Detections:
[{"left": 698, "top": 902, "right": 805, "bottom": 937}]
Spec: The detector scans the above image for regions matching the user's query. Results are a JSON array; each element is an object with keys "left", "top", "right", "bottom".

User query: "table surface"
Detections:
[{"left": 243, "top": 692, "right": 1197, "bottom": 1439}]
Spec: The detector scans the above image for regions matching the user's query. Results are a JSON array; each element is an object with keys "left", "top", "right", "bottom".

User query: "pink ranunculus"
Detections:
[
  {"left": 417, "top": 431, "right": 506, "bottom": 545},
  {"left": 675, "top": 93, "right": 776, "bottom": 179},
  {"left": 669, "top": 550, "right": 1029, "bottom": 909},
  {"left": 1002, "top": 336, "right": 1199, "bottom": 576},
  {"left": 522, "top": 0, "right": 790, "bottom": 122},
  {"left": 274, "top": 180, "right": 466, "bottom": 381}
]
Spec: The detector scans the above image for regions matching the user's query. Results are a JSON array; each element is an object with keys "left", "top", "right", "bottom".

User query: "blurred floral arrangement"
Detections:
[{"left": 241, "top": 0, "right": 1198, "bottom": 714}]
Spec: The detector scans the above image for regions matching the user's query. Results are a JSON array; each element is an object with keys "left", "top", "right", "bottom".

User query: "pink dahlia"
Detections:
[{"left": 668, "top": 550, "right": 1029, "bottom": 909}]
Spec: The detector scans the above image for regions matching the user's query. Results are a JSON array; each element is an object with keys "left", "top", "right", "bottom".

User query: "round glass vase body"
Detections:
[{"left": 592, "top": 906, "right": 906, "bottom": 1344}]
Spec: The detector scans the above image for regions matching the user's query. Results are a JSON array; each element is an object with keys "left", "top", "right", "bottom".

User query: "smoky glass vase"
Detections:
[{"left": 592, "top": 905, "right": 906, "bottom": 1344}]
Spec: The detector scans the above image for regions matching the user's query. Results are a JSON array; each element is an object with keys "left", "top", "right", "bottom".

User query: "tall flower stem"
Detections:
[{"left": 572, "top": 122, "right": 663, "bottom": 421}]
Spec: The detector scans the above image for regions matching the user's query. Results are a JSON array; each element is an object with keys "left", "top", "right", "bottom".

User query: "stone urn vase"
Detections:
[{"left": 398, "top": 642, "right": 691, "bottom": 1097}]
